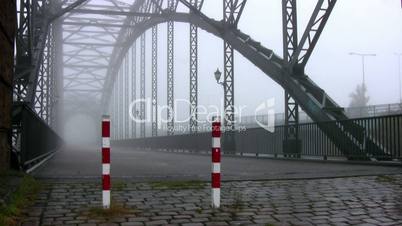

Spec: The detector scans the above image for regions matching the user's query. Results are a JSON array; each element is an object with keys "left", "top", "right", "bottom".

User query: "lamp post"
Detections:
[
  {"left": 395, "top": 53, "right": 402, "bottom": 104},
  {"left": 214, "top": 68, "right": 223, "bottom": 87},
  {"left": 214, "top": 68, "right": 225, "bottom": 121},
  {"left": 349, "top": 52, "right": 376, "bottom": 86},
  {"left": 213, "top": 68, "right": 235, "bottom": 154}
]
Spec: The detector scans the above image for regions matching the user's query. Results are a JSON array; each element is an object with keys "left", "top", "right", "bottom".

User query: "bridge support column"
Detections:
[
  {"left": 167, "top": 0, "right": 175, "bottom": 136},
  {"left": 53, "top": 18, "right": 64, "bottom": 137},
  {"left": 131, "top": 42, "right": 137, "bottom": 139},
  {"left": 0, "top": 0, "right": 16, "bottom": 172},
  {"left": 189, "top": 0, "right": 202, "bottom": 134},
  {"left": 282, "top": 0, "right": 301, "bottom": 157},
  {"left": 222, "top": 0, "right": 245, "bottom": 154},
  {"left": 140, "top": 33, "right": 146, "bottom": 138},
  {"left": 151, "top": 25, "right": 158, "bottom": 137},
  {"left": 123, "top": 54, "right": 128, "bottom": 139}
]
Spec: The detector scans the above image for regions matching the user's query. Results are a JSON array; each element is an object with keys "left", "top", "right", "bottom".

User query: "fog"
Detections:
[{"left": 62, "top": 0, "right": 402, "bottom": 144}]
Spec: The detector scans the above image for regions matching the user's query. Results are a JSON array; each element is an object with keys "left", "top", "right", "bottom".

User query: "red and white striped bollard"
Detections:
[
  {"left": 211, "top": 116, "right": 221, "bottom": 208},
  {"left": 102, "top": 115, "right": 111, "bottom": 209}
]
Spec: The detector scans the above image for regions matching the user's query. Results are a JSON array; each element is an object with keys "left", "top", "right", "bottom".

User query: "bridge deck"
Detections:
[{"left": 33, "top": 145, "right": 402, "bottom": 181}]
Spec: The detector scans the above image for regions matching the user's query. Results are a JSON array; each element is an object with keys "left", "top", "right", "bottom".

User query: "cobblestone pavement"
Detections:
[{"left": 21, "top": 174, "right": 402, "bottom": 226}]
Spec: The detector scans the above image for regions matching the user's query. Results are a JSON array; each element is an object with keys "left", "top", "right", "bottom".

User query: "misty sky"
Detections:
[
  {"left": 148, "top": 0, "right": 402, "bottom": 118},
  {"left": 65, "top": 0, "right": 402, "bottom": 137}
]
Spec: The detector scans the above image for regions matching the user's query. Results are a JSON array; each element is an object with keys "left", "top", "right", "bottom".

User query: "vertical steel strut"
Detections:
[
  {"left": 151, "top": 24, "right": 158, "bottom": 137},
  {"left": 131, "top": 42, "right": 137, "bottom": 139},
  {"left": 189, "top": 0, "right": 202, "bottom": 134},
  {"left": 167, "top": 0, "right": 175, "bottom": 135},
  {"left": 282, "top": 0, "right": 300, "bottom": 156},
  {"left": 140, "top": 33, "right": 146, "bottom": 138},
  {"left": 222, "top": 0, "right": 246, "bottom": 153}
]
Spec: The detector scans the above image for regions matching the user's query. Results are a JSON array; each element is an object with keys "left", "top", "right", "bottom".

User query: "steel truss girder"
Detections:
[
  {"left": 223, "top": 0, "right": 246, "bottom": 27},
  {"left": 131, "top": 42, "right": 137, "bottom": 139},
  {"left": 222, "top": 0, "right": 245, "bottom": 134},
  {"left": 15, "top": 0, "right": 51, "bottom": 106},
  {"left": 34, "top": 23, "right": 55, "bottom": 125},
  {"left": 113, "top": 79, "right": 118, "bottom": 139},
  {"left": 14, "top": 0, "right": 64, "bottom": 128},
  {"left": 15, "top": 0, "right": 86, "bottom": 115},
  {"left": 166, "top": 0, "right": 175, "bottom": 135},
  {"left": 101, "top": 0, "right": 162, "bottom": 110},
  {"left": 290, "top": 0, "right": 337, "bottom": 70},
  {"left": 62, "top": 0, "right": 148, "bottom": 107},
  {"left": 102, "top": 11, "right": 386, "bottom": 158},
  {"left": 140, "top": 33, "right": 146, "bottom": 138},
  {"left": 124, "top": 53, "right": 129, "bottom": 139},
  {"left": 282, "top": 0, "right": 300, "bottom": 145},
  {"left": 151, "top": 25, "right": 158, "bottom": 137},
  {"left": 118, "top": 67, "right": 123, "bottom": 139},
  {"left": 189, "top": 0, "right": 202, "bottom": 134}
]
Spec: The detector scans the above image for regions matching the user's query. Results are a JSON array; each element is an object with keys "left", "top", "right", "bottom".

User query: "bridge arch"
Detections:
[
  {"left": 102, "top": 12, "right": 331, "bottom": 124},
  {"left": 102, "top": 10, "right": 387, "bottom": 158}
]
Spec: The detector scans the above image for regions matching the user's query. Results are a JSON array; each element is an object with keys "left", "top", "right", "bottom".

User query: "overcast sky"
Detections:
[
  {"left": 149, "top": 0, "right": 402, "bottom": 118},
  {"left": 65, "top": 0, "right": 402, "bottom": 129}
]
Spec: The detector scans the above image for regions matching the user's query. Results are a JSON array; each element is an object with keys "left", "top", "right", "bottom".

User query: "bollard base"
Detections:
[
  {"left": 211, "top": 188, "right": 220, "bottom": 208},
  {"left": 102, "top": 190, "right": 110, "bottom": 209}
]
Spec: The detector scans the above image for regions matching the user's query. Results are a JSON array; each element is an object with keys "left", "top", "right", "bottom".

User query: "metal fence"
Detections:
[
  {"left": 114, "top": 114, "right": 402, "bottom": 161},
  {"left": 137, "top": 103, "right": 402, "bottom": 137},
  {"left": 12, "top": 103, "right": 62, "bottom": 170}
]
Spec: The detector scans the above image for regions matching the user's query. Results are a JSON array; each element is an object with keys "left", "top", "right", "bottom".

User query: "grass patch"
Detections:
[
  {"left": 376, "top": 175, "right": 398, "bottom": 184},
  {"left": 0, "top": 173, "right": 41, "bottom": 226},
  {"left": 86, "top": 203, "right": 137, "bottom": 220},
  {"left": 149, "top": 180, "right": 206, "bottom": 190}
]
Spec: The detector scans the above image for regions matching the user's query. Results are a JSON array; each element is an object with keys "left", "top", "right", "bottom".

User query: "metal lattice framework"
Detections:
[
  {"left": 16, "top": 0, "right": 390, "bottom": 160},
  {"left": 282, "top": 0, "right": 300, "bottom": 153},
  {"left": 62, "top": 0, "right": 132, "bottom": 115},
  {"left": 166, "top": 0, "right": 176, "bottom": 135},
  {"left": 189, "top": 0, "right": 203, "bottom": 134},
  {"left": 131, "top": 42, "right": 137, "bottom": 139},
  {"left": 222, "top": 0, "right": 246, "bottom": 152},
  {"left": 140, "top": 33, "right": 146, "bottom": 138},
  {"left": 15, "top": 0, "right": 66, "bottom": 125},
  {"left": 105, "top": 0, "right": 386, "bottom": 158},
  {"left": 151, "top": 25, "right": 158, "bottom": 136}
]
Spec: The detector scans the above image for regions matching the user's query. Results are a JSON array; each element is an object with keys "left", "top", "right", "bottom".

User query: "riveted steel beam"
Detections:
[{"left": 282, "top": 0, "right": 300, "bottom": 155}]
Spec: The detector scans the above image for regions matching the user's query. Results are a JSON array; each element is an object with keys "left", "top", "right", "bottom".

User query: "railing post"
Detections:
[
  {"left": 211, "top": 116, "right": 221, "bottom": 208},
  {"left": 102, "top": 115, "right": 111, "bottom": 209}
]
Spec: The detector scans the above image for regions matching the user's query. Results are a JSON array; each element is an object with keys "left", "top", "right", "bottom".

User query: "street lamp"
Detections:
[
  {"left": 213, "top": 67, "right": 235, "bottom": 153},
  {"left": 395, "top": 53, "right": 402, "bottom": 103},
  {"left": 214, "top": 68, "right": 223, "bottom": 86},
  {"left": 349, "top": 52, "right": 376, "bottom": 86}
]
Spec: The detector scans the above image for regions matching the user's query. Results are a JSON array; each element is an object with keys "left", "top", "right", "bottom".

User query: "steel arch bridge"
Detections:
[{"left": 11, "top": 0, "right": 392, "bottom": 169}]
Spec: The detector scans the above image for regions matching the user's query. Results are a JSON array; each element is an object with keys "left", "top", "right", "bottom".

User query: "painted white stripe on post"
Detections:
[
  {"left": 102, "top": 164, "right": 110, "bottom": 175},
  {"left": 212, "top": 163, "right": 221, "bottom": 173},
  {"left": 211, "top": 188, "right": 220, "bottom": 207},
  {"left": 212, "top": 137, "right": 221, "bottom": 148},
  {"left": 102, "top": 190, "right": 110, "bottom": 208},
  {"left": 102, "top": 137, "right": 110, "bottom": 148}
]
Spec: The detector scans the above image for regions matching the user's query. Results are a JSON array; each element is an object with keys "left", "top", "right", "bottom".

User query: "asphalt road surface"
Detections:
[{"left": 33, "top": 145, "right": 402, "bottom": 181}]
